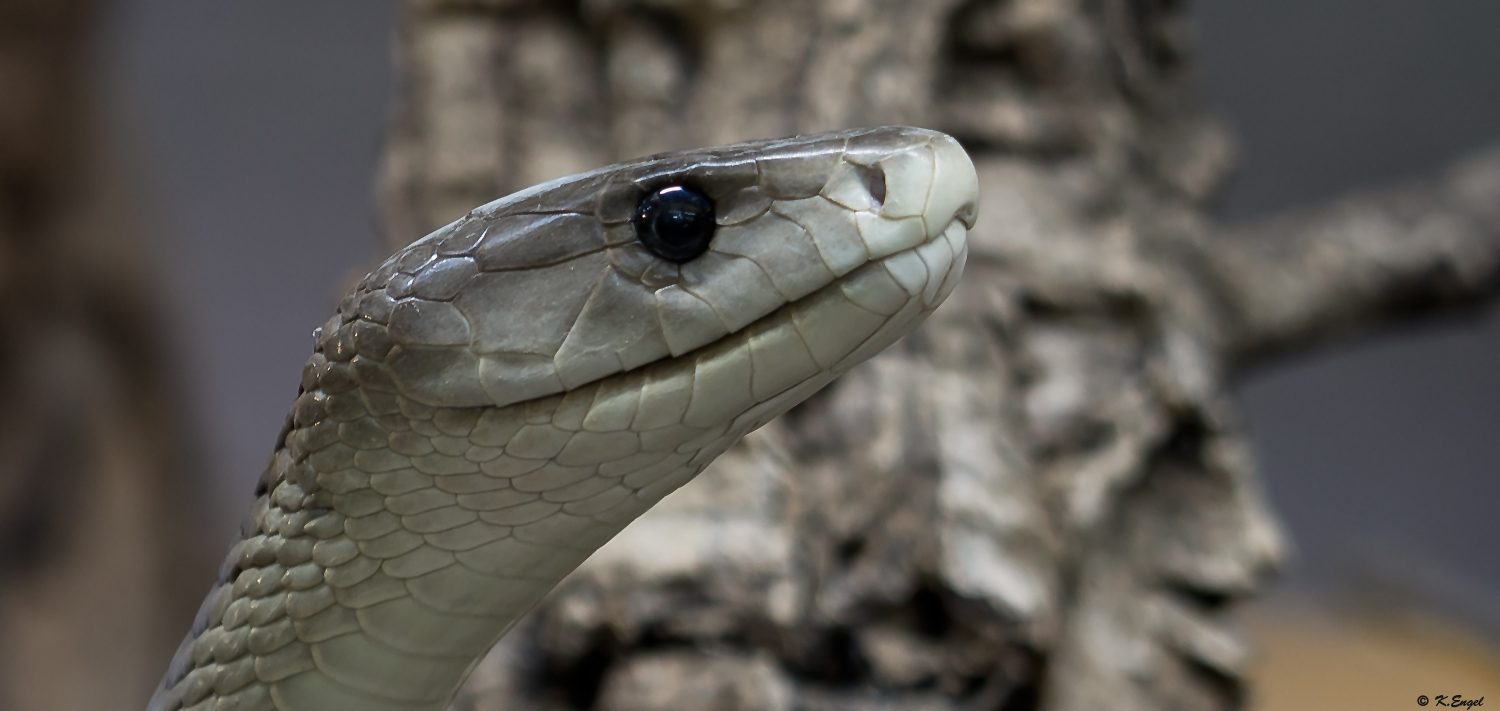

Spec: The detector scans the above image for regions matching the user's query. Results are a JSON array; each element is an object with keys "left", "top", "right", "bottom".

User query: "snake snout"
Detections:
[
  {"left": 832, "top": 129, "right": 979, "bottom": 262},
  {"left": 927, "top": 133, "right": 981, "bottom": 233}
]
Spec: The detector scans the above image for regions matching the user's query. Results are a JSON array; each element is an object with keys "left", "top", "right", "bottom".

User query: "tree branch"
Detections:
[{"left": 1209, "top": 145, "right": 1500, "bottom": 368}]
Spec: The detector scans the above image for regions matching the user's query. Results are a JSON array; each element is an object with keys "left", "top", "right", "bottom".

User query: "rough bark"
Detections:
[
  {"left": 0, "top": 2, "right": 213, "bottom": 709},
  {"left": 374, "top": 1, "right": 1500, "bottom": 710}
]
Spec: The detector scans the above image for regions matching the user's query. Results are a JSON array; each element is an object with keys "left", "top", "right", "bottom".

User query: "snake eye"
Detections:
[{"left": 633, "top": 185, "right": 716, "bottom": 262}]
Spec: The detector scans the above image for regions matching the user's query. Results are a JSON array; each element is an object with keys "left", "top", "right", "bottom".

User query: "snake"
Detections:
[{"left": 147, "top": 125, "right": 979, "bottom": 711}]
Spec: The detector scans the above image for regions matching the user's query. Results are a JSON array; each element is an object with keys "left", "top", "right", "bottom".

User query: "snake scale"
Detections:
[{"left": 148, "top": 126, "right": 979, "bottom": 711}]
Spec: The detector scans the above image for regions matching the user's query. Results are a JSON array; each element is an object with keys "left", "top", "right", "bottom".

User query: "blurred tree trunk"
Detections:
[
  {"left": 0, "top": 2, "right": 213, "bottom": 710},
  {"left": 377, "top": 1, "right": 1500, "bottom": 710}
]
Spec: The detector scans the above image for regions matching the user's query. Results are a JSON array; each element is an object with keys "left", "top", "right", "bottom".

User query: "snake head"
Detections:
[
  {"left": 310, "top": 127, "right": 977, "bottom": 429},
  {"left": 154, "top": 128, "right": 977, "bottom": 711}
]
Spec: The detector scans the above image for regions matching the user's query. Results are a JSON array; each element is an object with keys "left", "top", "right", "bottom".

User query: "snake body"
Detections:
[{"left": 149, "top": 126, "right": 978, "bottom": 711}]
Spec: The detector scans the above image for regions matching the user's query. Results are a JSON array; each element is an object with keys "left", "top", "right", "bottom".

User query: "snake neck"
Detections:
[{"left": 149, "top": 323, "right": 770, "bottom": 711}]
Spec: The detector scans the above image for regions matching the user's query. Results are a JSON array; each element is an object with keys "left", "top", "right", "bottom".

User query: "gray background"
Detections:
[{"left": 103, "top": 0, "right": 1500, "bottom": 608}]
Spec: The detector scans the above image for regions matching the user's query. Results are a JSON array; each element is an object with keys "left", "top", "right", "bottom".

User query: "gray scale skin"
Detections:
[{"left": 148, "top": 126, "right": 979, "bottom": 711}]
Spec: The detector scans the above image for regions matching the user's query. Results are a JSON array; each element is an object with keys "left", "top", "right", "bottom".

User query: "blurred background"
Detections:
[
  {"left": 6, "top": 0, "right": 1500, "bottom": 708},
  {"left": 107, "top": 0, "right": 1500, "bottom": 614}
]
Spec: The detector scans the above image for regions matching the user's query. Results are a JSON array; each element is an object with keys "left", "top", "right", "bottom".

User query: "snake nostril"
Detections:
[{"left": 853, "top": 163, "right": 886, "bottom": 205}]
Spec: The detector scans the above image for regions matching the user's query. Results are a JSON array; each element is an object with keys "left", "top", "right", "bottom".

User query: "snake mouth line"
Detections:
[{"left": 602, "top": 213, "right": 970, "bottom": 453}]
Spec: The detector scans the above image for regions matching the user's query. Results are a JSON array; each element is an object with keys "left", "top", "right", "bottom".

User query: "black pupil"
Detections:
[{"left": 633, "top": 185, "right": 716, "bottom": 262}]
